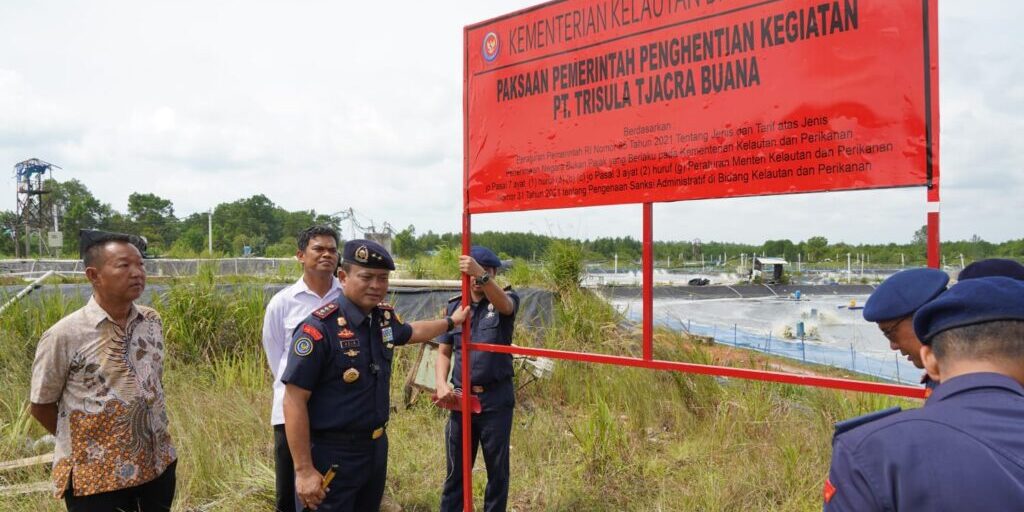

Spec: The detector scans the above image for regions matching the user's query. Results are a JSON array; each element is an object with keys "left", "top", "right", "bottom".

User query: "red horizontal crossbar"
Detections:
[{"left": 468, "top": 342, "right": 927, "bottom": 399}]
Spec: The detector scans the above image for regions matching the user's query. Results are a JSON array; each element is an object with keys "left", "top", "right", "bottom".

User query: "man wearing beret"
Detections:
[
  {"left": 862, "top": 268, "right": 949, "bottom": 390},
  {"left": 436, "top": 246, "right": 519, "bottom": 512},
  {"left": 824, "top": 276, "right": 1024, "bottom": 511},
  {"left": 282, "top": 239, "right": 469, "bottom": 512},
  {"left": 958, "top": 258, "right": 1024, "bottom": 281}
]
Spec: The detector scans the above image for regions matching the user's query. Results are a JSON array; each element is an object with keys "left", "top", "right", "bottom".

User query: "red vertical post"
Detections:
[
  {"left": 460, "top": 27, "right": 474, "bottom": 512},
  {"left": 460, "top": 212, "right": 474, "bottom": 512},
  {"left": 642, "top": 203, "right": 653, "bottom": 360},
  {"left": 925, "top": 0, "right": 940, "bottom": 269},
  {"left": 926, "top": 207, "right": 940, "bottom": 269}
]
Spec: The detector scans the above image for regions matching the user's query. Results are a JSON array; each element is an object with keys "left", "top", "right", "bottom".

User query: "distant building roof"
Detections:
[{"left": 755, "top": 257, "right": 789, "bottom": 265}]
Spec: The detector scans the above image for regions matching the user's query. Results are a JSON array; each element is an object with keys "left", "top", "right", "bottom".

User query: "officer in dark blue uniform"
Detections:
[
  {"left": 862, "top": 268, "right": 948, "bottom": 391},
  {"left": 282, "top": 239, "right": 468, "bottom": 512},
  {"left": 825, "top": 276, "right": 1024, "bottom": 511},
  {"left": 436, "top": 246, "right": 519, "bottom": 512}
]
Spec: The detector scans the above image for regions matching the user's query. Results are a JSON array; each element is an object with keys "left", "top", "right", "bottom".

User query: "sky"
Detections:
[{"left": 0, "top": 1, "right": 1021, "bottom": 245}]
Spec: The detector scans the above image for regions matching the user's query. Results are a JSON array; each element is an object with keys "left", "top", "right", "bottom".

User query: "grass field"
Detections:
[{"left": 0, "top": 255, "right": 915, "bottom": 511}]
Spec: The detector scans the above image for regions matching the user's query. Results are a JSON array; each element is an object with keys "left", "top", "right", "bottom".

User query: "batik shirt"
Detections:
[{"left": 30, "top": 297, "right": 176, "bottom": 497}]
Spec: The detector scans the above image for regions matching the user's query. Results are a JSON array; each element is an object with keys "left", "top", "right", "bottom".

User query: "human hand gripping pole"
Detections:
[
  {"left": 297, "top": 464, "right": 336, "bottom": 511},
  {"left": 295, "top": 464, "right": 326, "bottom": 510}
]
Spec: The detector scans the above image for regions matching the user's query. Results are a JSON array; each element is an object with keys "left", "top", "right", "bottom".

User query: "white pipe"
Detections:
[{"left": 0, "top": 270, "right": 55, "bottom": 315}]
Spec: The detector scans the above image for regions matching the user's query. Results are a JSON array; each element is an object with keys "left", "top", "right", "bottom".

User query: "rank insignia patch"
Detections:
[
  {"left": 294, "top": 337, "right": 313, "bottom": 357},
  {"left": 312, "top": 303, "right": 339, "bottom": 319},
  {"left": 302, "top": 324, "right": 323, "bottom": 341}
]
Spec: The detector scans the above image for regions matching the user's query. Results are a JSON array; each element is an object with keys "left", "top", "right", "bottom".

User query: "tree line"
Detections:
[
  {"left": 2, "top": 178, "right": 1021, "bottom": 265},
  {"left": 0, "top": 179, "right": 338, "bottom": 257}
]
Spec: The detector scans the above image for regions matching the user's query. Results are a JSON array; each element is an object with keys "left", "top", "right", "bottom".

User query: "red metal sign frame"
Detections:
[{"left": 457, "top": 1, "right": 940, "bottom": 510}]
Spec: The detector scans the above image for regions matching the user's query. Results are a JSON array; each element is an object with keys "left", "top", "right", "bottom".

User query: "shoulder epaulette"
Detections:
[
  {"left": 311, "top": 302, "right": 339, "bottom": 319},
  {"left": 833, "top": 406, "right": 901, "bottom": 436},
  {"left": 447, "top": 294, "right": 462, "bottom": 303},
  {"left": 377, "top": 301, "right": 394, "bottom": 311}
]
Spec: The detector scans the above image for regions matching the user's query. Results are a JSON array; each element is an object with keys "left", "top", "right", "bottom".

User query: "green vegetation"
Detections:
[
  {"left": 0, "top": 247, "right": 918, "bottom": 511},
  {"left": 2, "top": 176, "right": 1020, "bottom": 265}
]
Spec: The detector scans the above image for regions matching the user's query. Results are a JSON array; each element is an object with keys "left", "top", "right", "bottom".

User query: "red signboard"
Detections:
[{"left": 465, "top": 0, "right": 939, "bottom": 213}]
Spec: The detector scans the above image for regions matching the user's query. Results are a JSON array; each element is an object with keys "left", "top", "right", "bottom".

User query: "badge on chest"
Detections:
[{"left": 343, "top": 368, "right": 360, "bottom": 383}]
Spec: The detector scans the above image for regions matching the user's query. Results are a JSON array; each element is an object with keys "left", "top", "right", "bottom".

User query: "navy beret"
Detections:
[
  {"left": 342, "top": 239, "right": 394, "bottom": 270},
  {"left": 958, "top": 258, "right": 1024, "bottom": 282},
  {"left": 863, "top": 268, "right": 949, "bottom": 322},
  {"left": 79, "top": 229, "right": 148, "bottom": 259},
  {"left": 913, "top": 276, "right": 1024, "bottom": 344},
  {"left": 471, "top": 245, "right": 502, "bottom": 269}
]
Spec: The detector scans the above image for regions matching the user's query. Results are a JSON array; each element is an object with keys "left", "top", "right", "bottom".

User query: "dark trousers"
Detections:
[
  {"left": 295, "top": 433, "right": 388, "bottom": 512},
  {"left": 274, "top": 425, "right": 296, "bottom": 512},
  {"left": 440, "top": 408, "right": 513, "bottom": 512},
  {"left": 64, "top": 460, "right": 176, "bottom": 512}
]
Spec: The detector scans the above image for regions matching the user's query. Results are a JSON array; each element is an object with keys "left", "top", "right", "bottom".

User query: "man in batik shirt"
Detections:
[{"left": 30, "top": 230, "right": 176, "bottom": 512}]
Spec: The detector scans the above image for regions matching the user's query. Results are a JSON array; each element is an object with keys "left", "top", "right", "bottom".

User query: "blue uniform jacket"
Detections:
[
  {"left": 438, "top": 289, "right": 519, "bottom": 410},
  {"left": 439, "top": 289, "right": 519, "bottom": 386},
  {"left": 825, "top": 372, "right": 1024, "bottom": 511},
  {"left": 281, "top": 295, "right": 412, "bottom": 431}
]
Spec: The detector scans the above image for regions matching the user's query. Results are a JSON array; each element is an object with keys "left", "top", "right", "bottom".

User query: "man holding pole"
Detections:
[{"left": 436, "top": 246, "right": 519, "bottom": 512}]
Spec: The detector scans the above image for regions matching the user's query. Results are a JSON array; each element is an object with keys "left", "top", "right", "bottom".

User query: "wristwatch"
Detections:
[
  {"left": 445, "top": 316, "right": 455, "bottom": 332},
  {"left": 474, "top": 273, "right": 491, "bottom": 286}
]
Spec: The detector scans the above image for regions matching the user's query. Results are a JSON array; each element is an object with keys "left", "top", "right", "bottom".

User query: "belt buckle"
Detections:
[
  {"left": 371, "top": 427, "right": 384, "bottom": 440},
  {"left": 471, "top": 385, "right": 484, "bottom": 393}
]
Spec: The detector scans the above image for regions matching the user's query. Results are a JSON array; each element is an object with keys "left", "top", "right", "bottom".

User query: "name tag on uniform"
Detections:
[
  {"left": 382, "top": 326, "right": 394, "bottom": 343},
  {"left": 340, "top": 339, "right": 359, "bottom": 349}
]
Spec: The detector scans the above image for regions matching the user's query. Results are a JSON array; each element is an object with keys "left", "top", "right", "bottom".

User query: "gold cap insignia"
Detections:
[{"left": 355, "top": 245, "right": 369, "bottom": 263}]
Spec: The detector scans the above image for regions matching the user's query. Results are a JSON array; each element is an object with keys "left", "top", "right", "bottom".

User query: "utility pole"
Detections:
[
  {"left": 52, "top": 205, "right": 59, "bottom": 258},
  {"left": 208, "top": 208, "right": 213, "bottom": 255}
]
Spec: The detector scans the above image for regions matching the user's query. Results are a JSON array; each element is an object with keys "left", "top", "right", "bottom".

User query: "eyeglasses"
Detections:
[{"left": 880, "top": 317, "right": 909, "bottom": 341}]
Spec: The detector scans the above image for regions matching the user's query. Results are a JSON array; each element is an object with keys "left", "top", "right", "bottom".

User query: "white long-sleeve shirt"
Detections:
[{"left": 261, "top": 276, "right": 341, "bottom": 425}]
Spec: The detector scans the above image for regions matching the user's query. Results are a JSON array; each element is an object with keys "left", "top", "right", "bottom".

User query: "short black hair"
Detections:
[
  {"left": 931, "top": 320, "right": 1024, "bottom": 362},
  {"left": 298, "top": 226, "right": 340, "bottom": 252},
  {"left": 82, "top": 234, "right": 136, "bottom": 267}
]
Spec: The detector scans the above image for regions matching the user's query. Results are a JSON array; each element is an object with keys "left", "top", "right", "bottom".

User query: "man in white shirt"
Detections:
[{"left": 261, "top": 225, "right": 342, "bottom": 512}]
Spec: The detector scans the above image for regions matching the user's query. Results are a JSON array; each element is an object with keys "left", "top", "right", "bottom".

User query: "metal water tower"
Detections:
[{"left": 13, "top": 158, "right": 61, "bottom": 258}]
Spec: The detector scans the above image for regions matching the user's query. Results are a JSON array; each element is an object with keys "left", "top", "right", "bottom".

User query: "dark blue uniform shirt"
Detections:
[
  {"left": 439, "top": 289, "right": 519, "bottom": 389},
  {"left": 281, "top": 295, "right": 412, "bottom": 432},
  {"left": 825, "top": 372, "right": 1024, "bottom": 511}
]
